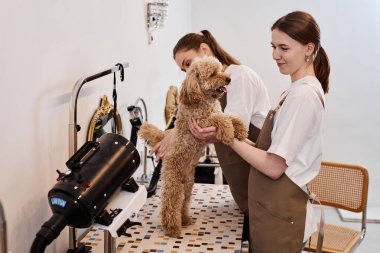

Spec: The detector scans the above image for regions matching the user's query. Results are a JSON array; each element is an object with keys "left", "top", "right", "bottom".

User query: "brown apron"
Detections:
[
  {"left": 214, "top": 93, "right": 260, "bottom": 215},
  {"left": 249, "top": 95, "right": 309, "bottom": 253}
]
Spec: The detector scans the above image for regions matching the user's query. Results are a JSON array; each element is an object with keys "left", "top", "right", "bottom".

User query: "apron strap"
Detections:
[
  {"left": 275, "top": 94, "right": 288, "bottom": 111},
  {"left": 303, "top": 83, "right": 325, "bottom": 108},
  {"left": 278, "top": 84, "right": 325, "bottom": 110}
]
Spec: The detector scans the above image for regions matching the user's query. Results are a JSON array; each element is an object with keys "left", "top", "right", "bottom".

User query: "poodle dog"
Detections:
[{"left": 138, "top": 56, "right": 248, "bottom": 237}]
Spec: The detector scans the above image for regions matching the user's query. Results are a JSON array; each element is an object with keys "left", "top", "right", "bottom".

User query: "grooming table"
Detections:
[{"left": 81, "top": 183, "right": 246, "bottom": 252}]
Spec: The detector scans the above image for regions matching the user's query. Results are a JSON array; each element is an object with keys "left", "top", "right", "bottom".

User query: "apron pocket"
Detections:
[
  {"left": 256, "top": 201, "right": 294, "bottom": 224},
  {"left": 251, "top": 201, "right": 296, "bottom": 253}
]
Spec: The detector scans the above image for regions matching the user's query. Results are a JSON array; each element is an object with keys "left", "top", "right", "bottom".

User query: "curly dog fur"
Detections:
[{"left": 139, "top": 56, "right": 248, "bottom": 237}]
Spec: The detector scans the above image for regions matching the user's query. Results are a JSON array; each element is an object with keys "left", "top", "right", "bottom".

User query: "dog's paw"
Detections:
[
  {"left": 181, "top": 215, "right": 192, "bottom": 226},
  {"left": 163, "top": 224, "right": 182, "bottom": 238},
  {"left": 230, "top": 116, "right": 248, "bottom": 141},
  {"left": 217, "top": 127, "right": 235, "bottom": 146},
  {"left": 210, "top": 118, "right": 234, "bottom": 145}
]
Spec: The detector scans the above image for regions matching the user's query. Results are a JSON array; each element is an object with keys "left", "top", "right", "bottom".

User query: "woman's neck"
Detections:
[{"left": 291, "top": 63, "right": 315, "bottom": 83}]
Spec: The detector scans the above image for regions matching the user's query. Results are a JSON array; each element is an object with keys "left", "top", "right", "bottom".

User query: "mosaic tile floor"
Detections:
[{"left": 81, "top": 183, "right": 246, "bottom": 253}]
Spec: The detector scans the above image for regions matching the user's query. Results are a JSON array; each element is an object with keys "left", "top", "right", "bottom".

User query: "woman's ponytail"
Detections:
[
  {"left": 200, "top": 30, "right": 240, "bottom": 65},
  {"left": 313, "top": 46, "right": 330, "bottom": 94}
]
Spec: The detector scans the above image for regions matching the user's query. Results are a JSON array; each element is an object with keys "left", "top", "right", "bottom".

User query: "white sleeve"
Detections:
[
  {"left": 224, "top": 71, "right": 256, "bottom": 127},
  {"left": 268, "top": 91, "right": 317, "bottom": 165}
]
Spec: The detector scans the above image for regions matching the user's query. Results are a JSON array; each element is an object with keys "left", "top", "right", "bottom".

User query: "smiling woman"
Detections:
[
  {"left": 271, "top": 11, "right": 330, "bottom": 93},
  {"left": 223, "top": 11, "right": 330, "bottom": 252}
]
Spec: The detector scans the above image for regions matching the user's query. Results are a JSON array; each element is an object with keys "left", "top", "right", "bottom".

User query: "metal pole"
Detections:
[
  {"left": 0, "top": 201, "right": 7, "bottom": 253},
  {"left": 133, "top": 98, "right": 149, "bottom": 182},
  {"left": 103, "top": 230, "right": 116, "bottom": 253}
]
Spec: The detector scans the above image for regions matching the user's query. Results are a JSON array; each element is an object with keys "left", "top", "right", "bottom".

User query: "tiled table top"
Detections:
[{"left": 81, "top": 183, "right": 246, "bottom": 253}]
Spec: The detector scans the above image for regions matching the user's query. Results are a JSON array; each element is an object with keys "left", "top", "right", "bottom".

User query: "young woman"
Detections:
[
  {"left": 150, "top": 30, "right": 270, "bottom": 219},
  {"left": 189, "top": 11, "right": 330, "bottom": 252}
]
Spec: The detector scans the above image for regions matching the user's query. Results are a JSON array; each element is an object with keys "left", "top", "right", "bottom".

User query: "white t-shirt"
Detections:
[
  {"left": 224, "top": 64, "right": 270, "bottom": 129},
  {"left": 267, "top": 75, "right": 325, "bottom": 242}
]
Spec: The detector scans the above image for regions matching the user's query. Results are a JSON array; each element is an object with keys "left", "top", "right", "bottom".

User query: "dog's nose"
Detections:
[{"left": 226, "top": 77, "right": 231, "bottom": 83}]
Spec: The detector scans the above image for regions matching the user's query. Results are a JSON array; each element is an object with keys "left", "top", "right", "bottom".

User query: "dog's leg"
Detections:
[
  {"left": 160, "top": 158, "right": 185, "bottom": 238},
  {"left": 201, "top": 115, "right": 235, "bottom": 145},
  {"left": 229, "top": 115, "right": 248, "bottom": 140},
  {"left": 181, "top": 163, "right": 197, "bottom": 226}
]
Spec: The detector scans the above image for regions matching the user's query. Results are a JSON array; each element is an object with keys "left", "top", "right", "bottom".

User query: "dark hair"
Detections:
[
  {"left": 173, "top": 30, "right": 240, "bottom": 66},
  {"left": 272, "top": 11, "right": 330, "bottom": 93}
]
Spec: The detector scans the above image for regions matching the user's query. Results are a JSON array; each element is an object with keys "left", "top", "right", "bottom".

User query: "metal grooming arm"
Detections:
[
  {"left": 69, "top": 63, "right": 129, "bottom": 155},
  {"left": 68, "top": 63, "right": 129, "bottom": 251}
]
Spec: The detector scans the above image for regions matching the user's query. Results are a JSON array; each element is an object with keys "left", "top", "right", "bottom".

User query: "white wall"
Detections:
[
  {"left": 0, "top": 0, "right": 190, "bottom": 252},
  {"left": 191, "top": 0, "right": 380, "bottom": 208}
]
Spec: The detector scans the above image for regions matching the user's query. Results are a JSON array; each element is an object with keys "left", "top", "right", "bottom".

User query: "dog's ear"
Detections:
[{"left": 179, "top": 72, "right": 203, "bottom": 105}]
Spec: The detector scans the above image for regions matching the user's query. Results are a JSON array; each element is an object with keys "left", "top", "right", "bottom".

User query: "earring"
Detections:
[{"left": 305, "top": 56, "right": 310, "bottom": 63}]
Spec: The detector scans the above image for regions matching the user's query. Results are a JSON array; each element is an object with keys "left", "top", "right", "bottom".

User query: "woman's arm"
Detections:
[
  {"left": 230, "top": 139, "right": 287, "bottom": 180},
  {"left": 188, "top": 118, "right": 287, "bottom": 179}
]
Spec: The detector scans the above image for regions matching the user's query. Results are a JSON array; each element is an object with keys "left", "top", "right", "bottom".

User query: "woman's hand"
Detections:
[
  {"left": 188, "top": 117, "right": 218, "bottom": 143},
  {"left": 149, "top": 130, "right": 173, "bottom": 161}
]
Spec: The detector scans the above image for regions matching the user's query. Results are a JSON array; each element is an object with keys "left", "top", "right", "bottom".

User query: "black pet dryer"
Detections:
[{"left": 30, "top": 133, "right": 140, "bottom": 253}]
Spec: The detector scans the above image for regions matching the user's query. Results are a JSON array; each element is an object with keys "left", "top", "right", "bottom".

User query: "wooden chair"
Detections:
[{"left": 305, "top": 161, "right": 369, "bottom": 253}]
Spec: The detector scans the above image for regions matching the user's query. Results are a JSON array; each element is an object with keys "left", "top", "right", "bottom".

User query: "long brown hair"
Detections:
[
  {"left": 173, "top": 30, "right": 240, "bottom": 66},
  {"left": 272, "top": 11, "right": 330, "bottom": 93}
]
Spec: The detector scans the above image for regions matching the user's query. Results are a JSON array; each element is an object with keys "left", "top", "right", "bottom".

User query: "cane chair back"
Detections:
[{"left": 305, "top": 161, "right": 369, "bottom": 253}]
